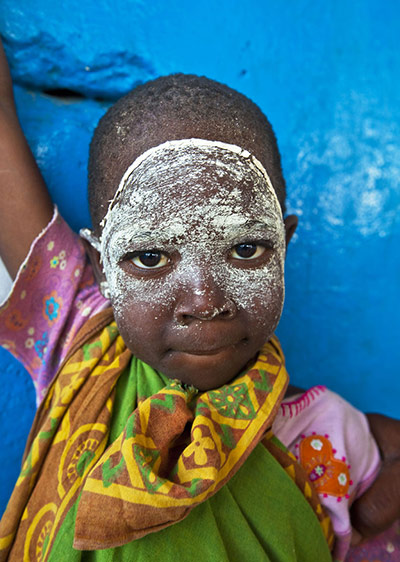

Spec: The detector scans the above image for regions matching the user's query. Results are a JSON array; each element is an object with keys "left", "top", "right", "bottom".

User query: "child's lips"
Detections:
[
  {"left": 166, "top": 335, "right": 248, "bottom": 357},
  {"left": 164, "top": 324, "right": 248, "bottom": 361},
  {"left": 174, "top": 344, "right": 239, "bottom": 356}
]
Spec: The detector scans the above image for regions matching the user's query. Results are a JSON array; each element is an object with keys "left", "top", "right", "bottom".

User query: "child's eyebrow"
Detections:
[
  {"left": 234, "top": 219, "right": 278, "bottom": 230},
  {"left": 112, "top": 218, "right": 282, "bottom": 247},
  {"left": 218, "top": 218, "right": 283, "bottom": 237},
  {"left": 111, "top": 228, "right": 183, "bottom": 247}
]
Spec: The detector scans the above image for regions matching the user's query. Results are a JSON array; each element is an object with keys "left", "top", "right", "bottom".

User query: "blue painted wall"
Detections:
[{"left": 0, "top": 0, "right": 399, "bottom": 513}]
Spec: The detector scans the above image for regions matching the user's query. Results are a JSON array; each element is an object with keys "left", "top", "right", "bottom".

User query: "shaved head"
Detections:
[{"left": 88, "top": 74, "right": 287, "bottom": 234}]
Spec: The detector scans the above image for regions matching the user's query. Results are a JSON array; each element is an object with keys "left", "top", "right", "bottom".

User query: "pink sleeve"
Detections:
[
  {"left": 0, "top": 208, "right": 108, "bottom": 404},
  {"left": 273, "top": 386, "right": 381, "bottom": 561}
]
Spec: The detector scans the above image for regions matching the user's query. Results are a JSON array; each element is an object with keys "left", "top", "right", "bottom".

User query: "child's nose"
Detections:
[{"left": 175, "top": 274, "right": 237, "bottom": 324}]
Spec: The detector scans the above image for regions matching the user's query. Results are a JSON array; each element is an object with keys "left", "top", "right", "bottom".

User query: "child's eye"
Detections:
[
  {"left": 130, "top": 251, "right": 170, "bottom": 269},
  {"left": 230, "top": 243, "right": 267, "bottom": 260}
]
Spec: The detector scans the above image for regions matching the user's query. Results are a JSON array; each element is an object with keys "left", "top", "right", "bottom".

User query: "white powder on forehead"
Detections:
[
  {"left": 101, "top": 139, "right": 282, "bottom": 249},
  {"left": 100, "top": 139, "right": 286, "bottom": 327},
  {"left": 100, "top": 138, "right": 280, "bottom": 232}
]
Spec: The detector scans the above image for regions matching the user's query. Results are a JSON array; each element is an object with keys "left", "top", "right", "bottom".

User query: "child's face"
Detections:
[{"left": 99, "top": 141, "right": 290, "bottom": 390}]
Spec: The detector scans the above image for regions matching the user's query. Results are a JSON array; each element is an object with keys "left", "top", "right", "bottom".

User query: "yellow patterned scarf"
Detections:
[{"left": 0, "top": 309, "right": 333, "bottom": 560}]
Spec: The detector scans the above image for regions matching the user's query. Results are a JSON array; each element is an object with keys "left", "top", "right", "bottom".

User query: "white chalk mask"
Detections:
[{"left": 81, "top": 139, "right": 286, "bottom": 319}]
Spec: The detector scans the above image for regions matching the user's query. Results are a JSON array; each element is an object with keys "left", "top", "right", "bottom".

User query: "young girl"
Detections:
[{"left": 0, "top": 41, "right": 399, "bottom": 562}]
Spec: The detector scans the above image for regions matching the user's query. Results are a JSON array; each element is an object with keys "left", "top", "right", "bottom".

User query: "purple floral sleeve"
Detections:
[{"left": 0, "top": 208, "right": 108, "bottom": 404}]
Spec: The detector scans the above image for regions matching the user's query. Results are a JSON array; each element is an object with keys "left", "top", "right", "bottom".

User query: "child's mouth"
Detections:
[
  {"left": 159, "top": 338, "right": 253, "bottom": 391},
  {"left": 175, "top": 345, "right": 238, "bottom": 356},
  {"left": 166, "top": 335, "right": 249, "bottom": 358}
]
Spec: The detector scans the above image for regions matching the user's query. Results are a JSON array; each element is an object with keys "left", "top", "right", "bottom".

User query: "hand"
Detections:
[{"left": 351, "top": 413, "right": 400, "bottom": 543}]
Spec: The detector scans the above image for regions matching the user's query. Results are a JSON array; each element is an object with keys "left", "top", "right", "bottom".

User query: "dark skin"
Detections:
[
  {"left": 0, "top": 38, "right": 398, "bottom": 543},
  {"left": 351, "top": 414, "right": 400, "bottom": 543},
  {"left": 87, "top": 161, "right": 295, "bottom": 391},
  {"left": 0, "top": 42, "right": 53, "bottom": 278},
  {"left": 86, "top": 218, "right": 298, "bottom": 392}
]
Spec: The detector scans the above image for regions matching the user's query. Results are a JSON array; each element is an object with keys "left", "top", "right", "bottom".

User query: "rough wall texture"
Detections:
[{"left": 0, "top": 0, "right": 399, "bottom": 513}]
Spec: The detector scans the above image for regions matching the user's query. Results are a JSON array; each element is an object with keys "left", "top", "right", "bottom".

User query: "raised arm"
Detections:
[{"left": 0, "top": 38, "right": 53, "bottom": 279}]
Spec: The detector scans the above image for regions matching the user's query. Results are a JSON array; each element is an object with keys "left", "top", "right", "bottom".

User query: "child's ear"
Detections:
[
  {"left": 283, "top": 215, "right": 298, "bottom": 249},
  {"left": 80, "top": 237, "right": 106, "bottom": 287}
]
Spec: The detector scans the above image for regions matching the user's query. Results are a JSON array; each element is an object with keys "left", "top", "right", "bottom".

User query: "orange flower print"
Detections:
[
  {"left": 25, "top": 255, "right": 42, "bottom": 280},
  {"left": 42, "top": 291, "right": 63, "bottom": 326},
  {"left": 299, "top": 434, "right": 351, "bottom": 499},
  {"left": 5, "top": 309, "right": 28, "bottom": 331}
]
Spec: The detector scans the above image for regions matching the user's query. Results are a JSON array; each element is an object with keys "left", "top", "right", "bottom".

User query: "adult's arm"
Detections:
[
  {"left": 351, "top": 413, "right": 400, "bottom": 541},
  {"left": 0, "top": 38, "right": 53, "bottom": 279}
]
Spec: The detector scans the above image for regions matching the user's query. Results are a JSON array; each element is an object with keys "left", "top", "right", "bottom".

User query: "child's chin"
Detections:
[{"left": 161, "top": 345, "right": 253, "bottom": 391}]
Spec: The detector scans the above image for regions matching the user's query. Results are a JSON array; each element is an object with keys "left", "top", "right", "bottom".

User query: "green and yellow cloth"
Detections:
[{"left": 0, "top": 309, "right": 333, "bottom": 561}]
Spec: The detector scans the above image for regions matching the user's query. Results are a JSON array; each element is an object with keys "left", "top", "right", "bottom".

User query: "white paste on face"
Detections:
[{"left": 100, "top": 139, "right": 286, "bottom": 329}]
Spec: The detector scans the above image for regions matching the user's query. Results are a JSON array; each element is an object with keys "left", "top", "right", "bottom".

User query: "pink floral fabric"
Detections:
[{"left": 0, "top": 208, "right": 108, "bottom": 404}]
